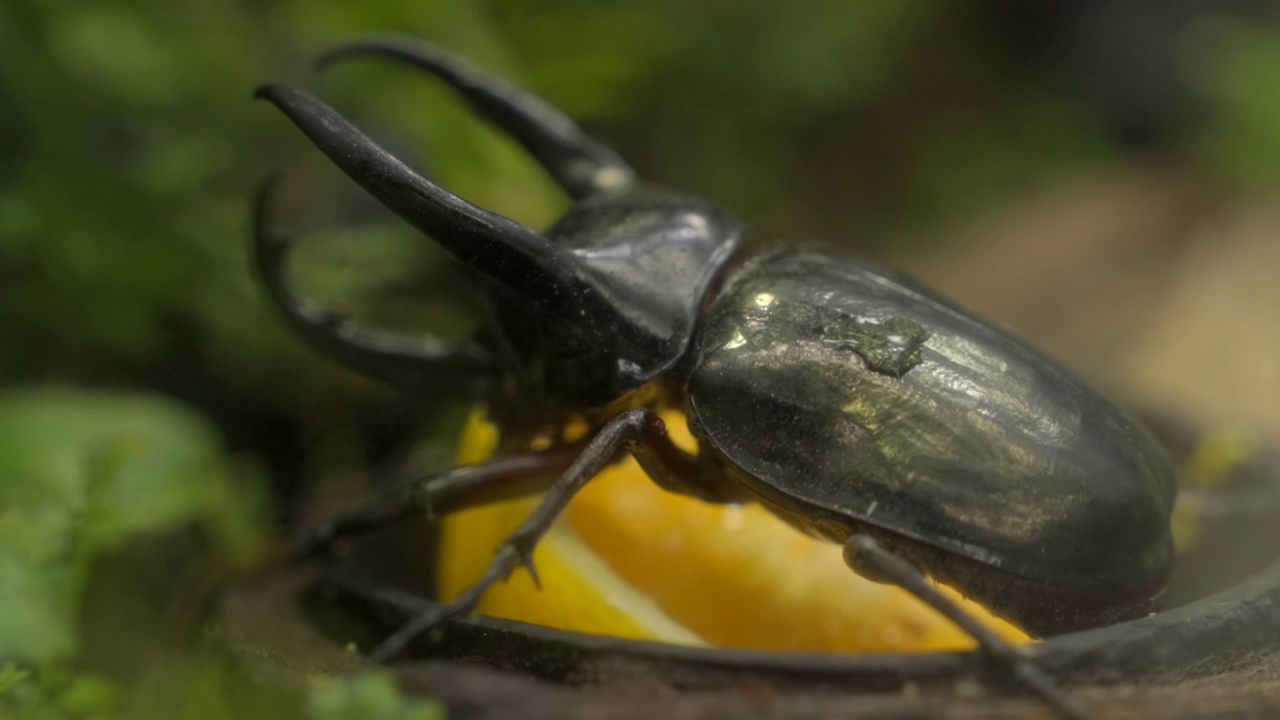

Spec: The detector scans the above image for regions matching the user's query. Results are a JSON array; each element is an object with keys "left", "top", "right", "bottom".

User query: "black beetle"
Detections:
[{"left": 254, "top": 36, "right": 1176, "bottom": 720}]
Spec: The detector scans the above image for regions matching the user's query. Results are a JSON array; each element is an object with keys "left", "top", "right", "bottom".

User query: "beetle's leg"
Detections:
[
  {"left": 292, "top": 443, "right": 586, "bottom": 562},
  {"left": 364, "top": 408, "right": 666, "bottom": 664},
  {"left": 844, "top": 536, "right": 1093, "bottom": 720},
  {"left": 252, "top": 176, "right": 495, "bottom": 390},
  {"left": 628, "top": 418, "right": 748, "bottom": 503},
  {"left": 316, "top": 35, "right": 636, "bottom": 199}
]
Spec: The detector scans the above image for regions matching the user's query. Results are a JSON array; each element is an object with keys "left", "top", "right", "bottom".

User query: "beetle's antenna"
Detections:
[
  {"left": 316, "top": 35, "right": 636, "bottom": 200},
  {"left": 251, "top": 173, "right": 495, "bottom": 388},
  {"left": 256, "top": 83, "right": 578, "bottom": 303}
]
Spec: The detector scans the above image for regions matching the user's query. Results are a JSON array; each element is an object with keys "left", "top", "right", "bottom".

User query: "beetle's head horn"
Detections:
[
  {"left": 256, "top": 82, "right": 584, "bottom": 303},
  {"left": 317, "top": 36, "right": 636, "bottom": 200},
  {"left": 255, "top": 36, "right": 643, "bottom": 303},
  {"left": 256, "top": 38, "right": 742, "bottom": 407}
]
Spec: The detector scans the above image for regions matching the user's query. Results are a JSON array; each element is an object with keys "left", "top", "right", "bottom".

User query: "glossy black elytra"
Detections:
[{"left": 255, "top": 36, "right": 1176, "bottom": 720}]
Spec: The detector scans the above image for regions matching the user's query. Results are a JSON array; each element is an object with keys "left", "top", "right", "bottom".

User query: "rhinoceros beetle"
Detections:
[{"left": 254, "top": 36, "right": 1177, "bottom": 720}]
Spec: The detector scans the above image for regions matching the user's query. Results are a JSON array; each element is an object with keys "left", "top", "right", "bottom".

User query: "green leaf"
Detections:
[
  {"left": 0, "top": 387, "right": 265, "bottom": 665},
  {"left": 307, "top": 671, "right": 445, "bottom": 720},
  {"left": 0, "top": 662, "right": 31, "bottom": 695},
  {"left": 1195, "top": 22, "right": 1280, "bottom": 187}
]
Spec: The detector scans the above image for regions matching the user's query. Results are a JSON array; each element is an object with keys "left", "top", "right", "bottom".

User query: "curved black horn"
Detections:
[
  {"left": 255, "top": 83, "right": 575, "bottom": 302},
  {"left": 251, "top": 174, "right": 495, "bottom": 389},
  {"left": 316, "top": 35, "right": 636, "bottom": 199}
]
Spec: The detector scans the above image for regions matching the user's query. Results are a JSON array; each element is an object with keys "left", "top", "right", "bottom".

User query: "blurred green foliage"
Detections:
[
  {"left": 4, "top": 0, "right": 1276, "bottom": 402},
  {"left": 0, "top": 387, "right": 268, "bottom": 718},
  {"left": 3, "top": 1, "right": 1280, "bottom": 718},
  {"left": 0, "top": 0, "right": 1084, "bottom": 396},
  {"left": 0, "top": 387, "right": 435, "bottom": 720},
  {"left": 0, "top": 388, "right": 263, "bottom": 664},
  {"left": 308, "top": 671, "right": 444, "bottom": 720},
  {"left": 1196, "top": 21, "right": 1280, "bottom": 186}
]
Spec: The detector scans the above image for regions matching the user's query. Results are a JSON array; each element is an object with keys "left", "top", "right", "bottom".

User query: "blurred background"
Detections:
[{"left": 5, "top": 0, "right": 1280, "bottom": 717}]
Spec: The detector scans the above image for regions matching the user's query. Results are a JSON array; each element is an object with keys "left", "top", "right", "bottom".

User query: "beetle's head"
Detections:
[
  {"left": 257, "top": 37, "right": 743, "bottom": 408},
  {"left": 533, "top": 183, "right": 744, "bottom": 405}
]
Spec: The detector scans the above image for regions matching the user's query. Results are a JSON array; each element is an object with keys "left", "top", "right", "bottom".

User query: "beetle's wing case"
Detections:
[{"left": 687, "top": 247, "right": 1176, "bottom": 620}]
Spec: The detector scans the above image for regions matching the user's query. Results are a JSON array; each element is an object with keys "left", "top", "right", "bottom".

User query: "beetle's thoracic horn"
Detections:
[
  {"left": 315, "top": 35, "right": 636, "bottom": 200},
  {"left": 256, "top": 83, "right": 576, "bottom": 302}
]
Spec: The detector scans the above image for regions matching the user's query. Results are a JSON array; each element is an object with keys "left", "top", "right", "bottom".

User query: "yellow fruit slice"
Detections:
[
  {"left": 439, "top": 410, "right": 705, "bottom": 644},
  {"left": 439, "top": 409, "right": 1029, "bottom": 651}
]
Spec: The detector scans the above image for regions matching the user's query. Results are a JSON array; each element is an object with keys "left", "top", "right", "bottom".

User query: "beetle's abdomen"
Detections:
[{"left": 686, "top": 247, "right": 1176, "bottom": 604}]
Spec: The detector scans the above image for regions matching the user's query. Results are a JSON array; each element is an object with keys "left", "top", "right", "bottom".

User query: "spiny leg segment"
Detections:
[
  {"left": 291, "top": 444, "right": 585, "bottom": 563},
  {"left": 361, "top": 408, "right": 669, "bottom": 664},
  {"left": 845, "top": 536, "right": 1094, "bottom": 720}
]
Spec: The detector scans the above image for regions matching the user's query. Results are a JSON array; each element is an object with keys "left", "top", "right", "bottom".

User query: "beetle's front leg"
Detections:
[
  {"left": 364, "top": 408, "right": 684, "bottom": 663},
  {"left": 844, "top": 536, "right": 1093, "bottom": 720},
  {"left": 292, "top": 444, "right": 585, "bottom": 562}
]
